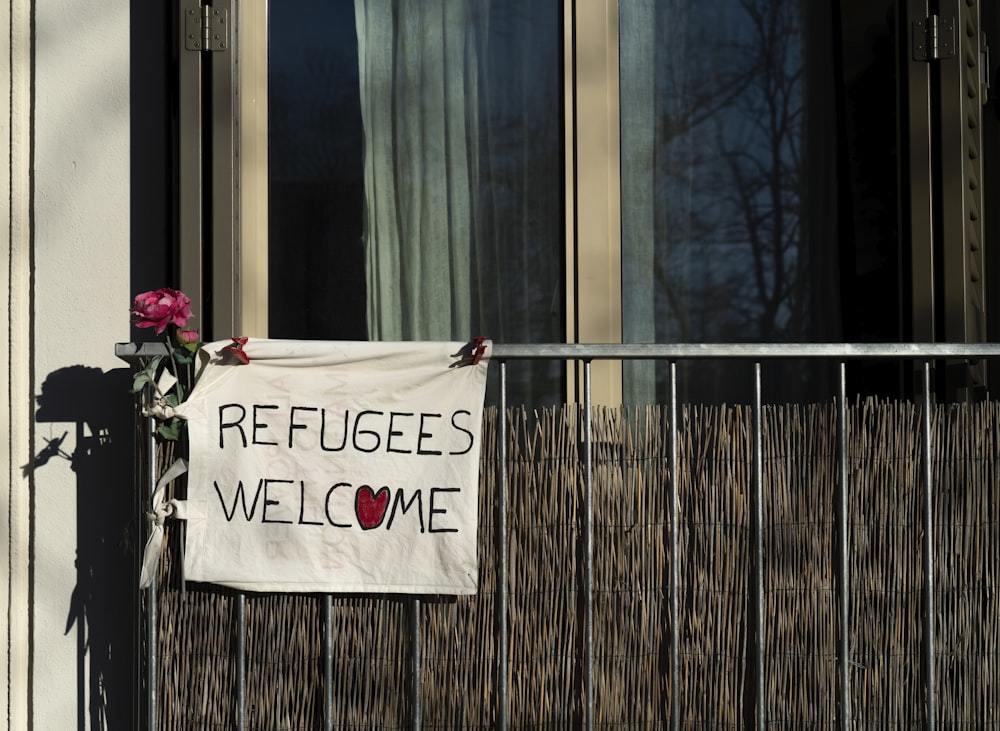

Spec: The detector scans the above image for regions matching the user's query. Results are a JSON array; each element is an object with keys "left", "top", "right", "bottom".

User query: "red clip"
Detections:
[
  {"left": 221, "top": 336, "right": 250, "bottom": 365},
  {"left": 470, "top": 336, "right": 487, "bottom": 365},
  {"left": 451, "top": 336, "right": 489, "bottom": 368}
]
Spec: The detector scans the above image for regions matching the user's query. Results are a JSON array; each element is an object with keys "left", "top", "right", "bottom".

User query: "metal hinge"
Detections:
[
  {"left": 982, "top": 33, "right": 991, "bottom": 105},
  {"left": 185, "top": 4, "right": 229, "bottom": 52},
  {"left": 913, "top": 15, "right": 955, "bottom": 61}
]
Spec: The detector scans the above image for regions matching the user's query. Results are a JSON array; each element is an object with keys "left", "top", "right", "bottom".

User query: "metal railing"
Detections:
[{"left": 119, "top": 341, "right": 1000, "bottom": 730}]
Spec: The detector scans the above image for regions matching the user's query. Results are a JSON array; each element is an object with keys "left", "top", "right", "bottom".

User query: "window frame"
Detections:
[{"left": 186, "top": 1, "right": 993, "bottom": 404}]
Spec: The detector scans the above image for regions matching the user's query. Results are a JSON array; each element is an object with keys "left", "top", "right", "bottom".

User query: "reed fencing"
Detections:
[{"left": 124, "top": 343, "right": 1000, "bottom": 729}]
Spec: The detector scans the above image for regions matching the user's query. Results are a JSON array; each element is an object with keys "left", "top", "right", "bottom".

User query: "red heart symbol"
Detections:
[{"left": 355, "top": 485, "right": 390, "bottom": 530}]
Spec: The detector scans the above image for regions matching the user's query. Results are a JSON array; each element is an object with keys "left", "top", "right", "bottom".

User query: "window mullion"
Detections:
[
  {"left": 178, "top": 0, "right": 206, "bottom": 334},
  {"left": 209, "top": 0, "right": 239, "bottom": 338},
  {"left": 238, "top": 0, "right": 269, "bottom": 338},
  {"left": 570, "top": 0, "right": 622, "bottom": 406}
]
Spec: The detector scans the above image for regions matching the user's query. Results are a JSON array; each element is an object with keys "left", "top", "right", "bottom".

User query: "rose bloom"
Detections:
[
  {"left": 131, "top": 288, "right": 193, "bottom": 334},
  {"left": 177, "top": 329, "right": 199, "bottom": 345},
  {"left": 177, "top": 329, "right": 201, "bottom": 352}
]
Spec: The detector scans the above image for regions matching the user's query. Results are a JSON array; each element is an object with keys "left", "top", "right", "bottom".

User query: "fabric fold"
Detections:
[{"left": 138, "top": 457, "right": 189, "bottom": 589}]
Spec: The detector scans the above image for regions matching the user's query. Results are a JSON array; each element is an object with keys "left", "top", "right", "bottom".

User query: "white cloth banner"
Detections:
[{"left": 173, "top": 339, "right": 490, "bottom": 594}]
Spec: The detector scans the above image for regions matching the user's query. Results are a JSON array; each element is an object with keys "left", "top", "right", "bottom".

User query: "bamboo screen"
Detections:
[{"left": 148, "top": 399, "right": 1000, "bottom": 728}]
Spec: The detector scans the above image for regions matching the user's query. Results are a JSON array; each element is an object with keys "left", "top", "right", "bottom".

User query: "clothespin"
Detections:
[
  {"left": 450, "top": 336, "right": 488, "bottom": 368},
  {"left": 221, "top": 336, "right": 250, "bottom": 365}
]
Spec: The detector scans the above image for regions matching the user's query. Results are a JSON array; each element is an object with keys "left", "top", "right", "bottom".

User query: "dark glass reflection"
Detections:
[
  {"left": 269, "top": 1, "right": 366, "bottom": 341},
  {"left": 621, "top": 0, "right": 902, "bottom": 404}
]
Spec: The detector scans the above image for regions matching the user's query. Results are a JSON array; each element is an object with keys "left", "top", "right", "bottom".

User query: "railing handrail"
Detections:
[
  {"left": 117, "top": 340, "right": 1000, "bottom": 364},
  {"left": 490, "top": 342, "right": 1000, "bottom": 360}
]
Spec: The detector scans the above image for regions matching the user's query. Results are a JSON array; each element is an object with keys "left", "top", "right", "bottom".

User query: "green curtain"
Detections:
[{"left": 355, "top": 0, "right": 481, "bottom": 341}]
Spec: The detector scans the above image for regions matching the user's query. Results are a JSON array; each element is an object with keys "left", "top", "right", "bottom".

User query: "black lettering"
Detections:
[
  {"left": 428, "top": 487, "right": 460, "bottom": 533},
  {"left": 386, "top": 412, "right": 414, "bottom": 454},
  {"left": 261, "top": 479, "right": 294, "bottom": 524},
  {"left": 320, "top": 408, "right": 348, "bottom": 452},
  {"left": 298, "top": 480, "right": 323, "bottom": 525},
  {"left": 218, "top": 404, "right": 248, "bottom": 448},
  {"left": 252, "top": 404, "right": 280, "bottom": 446},
  {"left": 386, "top": 488, "right": 425, "bottom": 532},
  {"left": 352, "top": 410, "right": 384, "bottom": 453},
  {"left": 449, "top": 410, "right": 475, "bottom": 455},
  {"left": 417, "top": 413, "right": 443, "bottom": 455},
  {"left": 324, "top": 482, "right": 352, "bottom": 528},
  {"left": 213, "top": 478, "right": 263, "bottom": 522},
  {"left": 288, "top": 406, "right": 318, "bottom": 448}
]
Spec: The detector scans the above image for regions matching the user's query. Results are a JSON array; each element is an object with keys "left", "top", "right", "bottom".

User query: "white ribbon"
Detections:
[
  {"left": 142, "top": 369, "right": 179, "bottom": 420},
  {"left": 139, "top": 457, "right": 189, "bottom": 589}
]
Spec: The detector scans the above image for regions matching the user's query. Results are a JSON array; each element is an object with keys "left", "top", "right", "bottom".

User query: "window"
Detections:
[
  {"left": 267, "top": 0, "right": 565, "bottom": 407},
  {"left": 179, "top": 0, "right": 997, "bottom": 405}
]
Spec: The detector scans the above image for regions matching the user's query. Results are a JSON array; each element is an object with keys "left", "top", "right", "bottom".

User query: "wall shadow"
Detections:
[{"left": 32, "top": 365, "right": 139, "bottom": 730}]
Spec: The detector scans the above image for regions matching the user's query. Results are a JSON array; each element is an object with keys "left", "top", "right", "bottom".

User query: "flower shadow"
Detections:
[{"left": 33, "top": 365, "right": 139, "bottom": 730}]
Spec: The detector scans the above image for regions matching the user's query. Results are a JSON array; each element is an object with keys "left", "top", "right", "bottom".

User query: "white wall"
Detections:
[
  {"left": 2, "top": 0, "right": 33, "bottom": 727},
  {"left": 3, "top": 0, "right": 132, "bottom": 727}
]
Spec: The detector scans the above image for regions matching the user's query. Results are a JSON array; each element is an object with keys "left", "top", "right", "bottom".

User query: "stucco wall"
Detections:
[
  {"left": 2, "top": 0, "right": 33, "bottom": 727},
  {"left": 4, "top": 0, "right": 133, "bottom": 727}
]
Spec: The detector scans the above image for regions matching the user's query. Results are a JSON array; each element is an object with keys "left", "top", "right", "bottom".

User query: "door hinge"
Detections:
[
  {"left": 981, "top": 32, "right": 990, "bottom": 105},
  {"left": 913, "top": 15, "right": 955, "bottom": 61},
  {"left": 185, "top": 4, "right": 229, "bottom": 52}
]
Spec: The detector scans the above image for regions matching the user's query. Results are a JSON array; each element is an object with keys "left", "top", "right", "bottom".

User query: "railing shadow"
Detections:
[{"left": 31, "top": 365, "right": 138, "bottom": 730}]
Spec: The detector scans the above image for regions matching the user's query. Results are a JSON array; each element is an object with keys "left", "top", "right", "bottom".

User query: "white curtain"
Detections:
[
  {"left": 352, "top": 0, "right": 564, "bottom": 408},
  {"left": 355, "top": 0, "right": 482, "bottom": 341},
  {"left": 620, "top": 0, "right": 676, "bottom": 405}
]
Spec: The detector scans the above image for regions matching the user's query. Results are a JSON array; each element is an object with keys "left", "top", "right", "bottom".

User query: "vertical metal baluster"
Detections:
[
  {"left": 237, "top": 592, "right": 247, "bottom": 730},
  {"left": 752, "top": 362, "right": 765, "bottom": 730},
  {"left": 669, "top": 362, "right": 680, "bottom": 731},
  {"left": 324, "top": 594, "right": 333, "bottom": 731},
  {"left": 179, "top": 522, "right": 186, "bottom": 599},
  {"left": 838, "top": 362, "right": 851, "bottom": 729},
  {"left": 146, "top": 405, "right": 158, "bottom": 731},
  {"left": 412, "top": 598, "right": 422, "bottom": 730},
  {"left": 583, "top": 361, "right": 594, "bottom": 731},
  {"left": 497, "top": 361, "right": 509, "bottom": 730},
  {"left": 922, "top": 361, "right": 937, "bottom": 729}
]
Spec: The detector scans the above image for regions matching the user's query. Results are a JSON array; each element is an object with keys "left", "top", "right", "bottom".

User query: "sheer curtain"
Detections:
[
  {"left": 353, "top": 0, "right": 564, "bottom": 406},
  {"left": 355, "top": 0, "right": 481, "bottom": 341},
  {"left": 620, "top": 0, "right": 672, "bottom": 406}
]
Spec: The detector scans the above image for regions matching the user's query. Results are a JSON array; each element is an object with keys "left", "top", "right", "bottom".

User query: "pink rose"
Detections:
[
  {"left": 177, "top": 329, "right": 201, "bottom": 352},
  {"left": 131, "top": 288, "right": 193, "bottom": 334}
]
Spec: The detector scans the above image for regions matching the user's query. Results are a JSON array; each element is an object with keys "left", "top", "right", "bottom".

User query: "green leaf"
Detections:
[
  {"left": 130, "top": 371, "right": 153, "bottom": 394},
  {"left": 156, "top": 418, "right": 184, "bottom": 441},
  {"left": 173, "top": 349, "right": 194, "bottom": 366},
  {"left": 130, "top": 356, "right": 163, "bottom": 393}
]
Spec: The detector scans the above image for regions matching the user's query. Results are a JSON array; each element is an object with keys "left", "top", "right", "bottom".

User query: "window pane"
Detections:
[
  {"left": 268, "top": 0, "right": 565, "bottom": 407},
  {"left": 268, "top": 1, "right": 366, "bottom": 340},
  {"left": 620, "top": 0, "right": 845, "bottom": 403}
]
